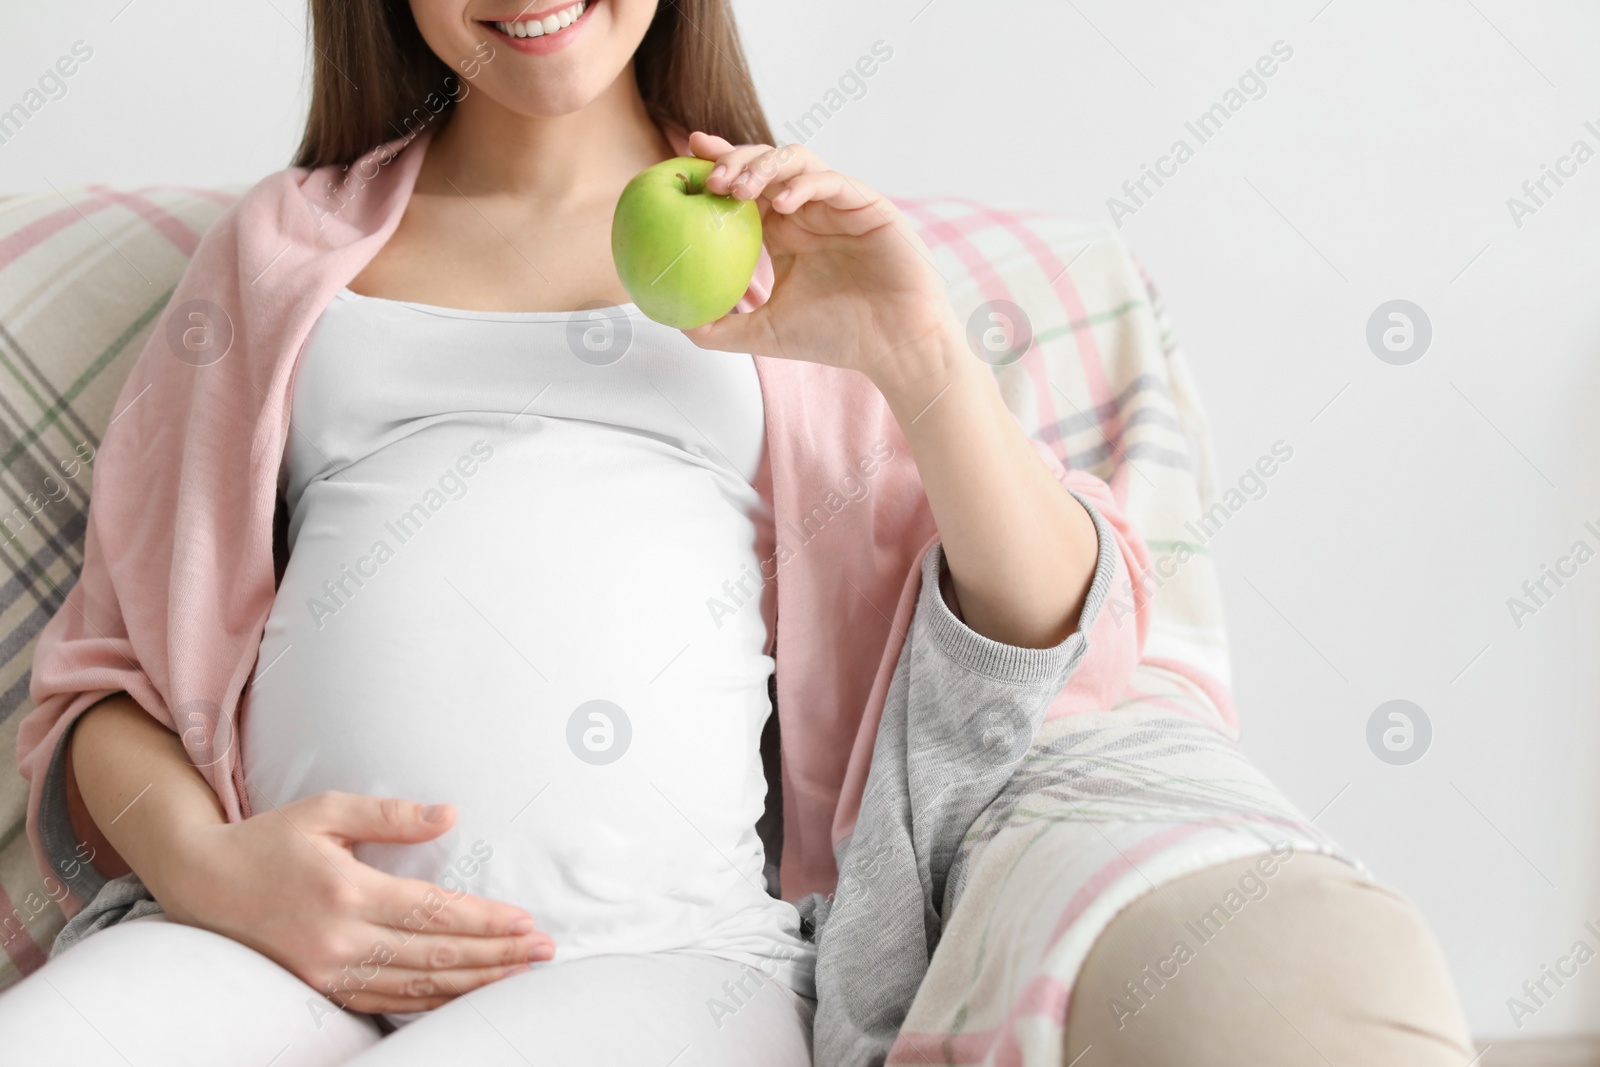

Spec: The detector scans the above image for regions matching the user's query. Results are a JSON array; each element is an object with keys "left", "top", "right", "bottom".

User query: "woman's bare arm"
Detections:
[
  {"left": 67, "top": 693, "right": 223, "bottom": 889},
  {"left": 65, "top": 693, "right": 556, "bottom": 1014}
]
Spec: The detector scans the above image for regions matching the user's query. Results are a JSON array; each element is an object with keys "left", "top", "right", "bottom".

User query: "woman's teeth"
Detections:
[{"left": 495, "top": 1, "right": 586, "bottom": 38}]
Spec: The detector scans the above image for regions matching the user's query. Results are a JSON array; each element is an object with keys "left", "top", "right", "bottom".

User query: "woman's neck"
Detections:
[{"left": 420, "top": 67, "right": 674, "bottom": 207}]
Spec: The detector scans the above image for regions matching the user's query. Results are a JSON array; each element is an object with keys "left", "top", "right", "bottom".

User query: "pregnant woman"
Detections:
[{"left": 3, "top": 1, "right": 1475, "bottom": 1065}]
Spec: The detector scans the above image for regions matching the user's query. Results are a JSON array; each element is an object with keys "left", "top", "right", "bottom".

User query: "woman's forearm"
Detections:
[
  {"left": 874, "top": 322, "right": 1101, "bottom": 650},
  {"left": 67, "top": 693, "right": 226, "bottom": 905}
]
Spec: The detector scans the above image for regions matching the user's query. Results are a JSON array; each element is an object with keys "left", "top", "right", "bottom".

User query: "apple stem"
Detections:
[{"left": 675, "top": 171, "right": 702, "bottom": 196}]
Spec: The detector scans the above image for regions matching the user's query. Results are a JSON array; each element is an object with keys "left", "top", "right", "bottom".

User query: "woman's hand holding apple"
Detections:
[
  {"left": 675, "top": 132, "right": 1102, "bottom": 654},
  {"left": 678, "top": 131, "right": 966, "bottom": 405}
]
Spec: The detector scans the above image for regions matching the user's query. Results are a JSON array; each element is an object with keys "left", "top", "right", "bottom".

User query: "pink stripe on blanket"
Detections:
[
  {"left": 1115, "top": 688, "right": 1219, "bottom": 726},
  {"left": 890, "top": 814, "right": 1317, "bottom": 1065},
  {"left": 895, "top": 200, "right": 1138, "bottom": 507},
  {"left": 86, "top": 187, "right": 201, "bottom": 256},
  {"left": 0, "top": 187, "right": 207, "bottom": 272},
  {"left": 0, "top": 195, "right": 113, "bottom": 272},
  {"left": 959, "top": 200, "right": 1130, "bottom": 508},
  {"left": 941, "top": 201, "right": 1114, "bottom": 393},
  {"left": 1140, "top": 655, "right": 1237, "bottom": 729},
  {"left": 0, "top": 886, "right": 51, "bottom": 977},
  {"left": 895, "top": 201, "right": 1058, "bottom": 453}
]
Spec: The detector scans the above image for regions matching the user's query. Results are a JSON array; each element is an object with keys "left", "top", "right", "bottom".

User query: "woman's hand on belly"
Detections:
[{"left": 165, "top": 792, "right": 555, "bottom": 1016}]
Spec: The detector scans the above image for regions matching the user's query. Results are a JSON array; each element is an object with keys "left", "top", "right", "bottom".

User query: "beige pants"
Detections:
[{"left": 1064, "top": 852, "right": 1476, "bottom": 1065}]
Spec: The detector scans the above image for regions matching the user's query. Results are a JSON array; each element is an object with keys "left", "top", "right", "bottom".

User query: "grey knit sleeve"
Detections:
[{"left": 37, "top": 719, "right": 108, "bottom": 907}]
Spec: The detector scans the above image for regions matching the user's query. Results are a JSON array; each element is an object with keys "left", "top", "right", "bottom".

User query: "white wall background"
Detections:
[{"left": 3, "top": 0, "right": 1598, "bottom": 1041}]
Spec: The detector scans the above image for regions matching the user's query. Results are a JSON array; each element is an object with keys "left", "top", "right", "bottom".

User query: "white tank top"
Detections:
[{"left": 243, "top": 288, "right": 813, "bottom": 996}]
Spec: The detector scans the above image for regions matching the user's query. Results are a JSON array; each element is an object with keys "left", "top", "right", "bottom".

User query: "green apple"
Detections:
[{"left": 611, "top": 156, "right": 763, "bottom": 330}]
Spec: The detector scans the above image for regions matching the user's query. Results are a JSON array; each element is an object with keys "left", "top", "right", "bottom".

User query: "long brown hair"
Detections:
[{"left": 293, "top": 1, "right": 773, "bottom": 169}]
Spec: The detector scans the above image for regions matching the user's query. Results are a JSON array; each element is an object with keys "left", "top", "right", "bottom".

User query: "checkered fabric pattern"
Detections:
[
  {"left": 0, "top": 189, "right": 1300, "bottom": 1067},
  {"left": 0, "top": 185, "right": 242, "bottom": 980}
]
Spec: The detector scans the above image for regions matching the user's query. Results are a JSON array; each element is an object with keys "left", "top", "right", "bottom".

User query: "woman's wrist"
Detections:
[
  {"left": 870, "top": 314, "right": 980, "bottom": 421},
  {"left": 145, "top": 818, "right": 233, "bottom": 925}
]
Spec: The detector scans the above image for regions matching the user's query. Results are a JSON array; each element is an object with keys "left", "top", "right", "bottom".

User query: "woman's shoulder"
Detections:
[
  {"left": 181, "top": 164, "right": 318, "bottom": 275},
  {"left": 204, "top": 132, "right": 427, "bottom": 263},
  {"left": 209, "top": 170, "right": 326, "bottom": 246},
  {"left": 209, "top": 158, "right": 322, "bottom": 230}
]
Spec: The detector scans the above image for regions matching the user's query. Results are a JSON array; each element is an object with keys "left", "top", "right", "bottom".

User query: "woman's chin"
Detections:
[{"left": 473, "top": 81, "right": 616, "bottom": 122}]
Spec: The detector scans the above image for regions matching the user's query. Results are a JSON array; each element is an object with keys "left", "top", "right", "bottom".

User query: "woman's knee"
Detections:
[{"left": 1064, "top": 849, "right": 1475, "bottom": 1066}]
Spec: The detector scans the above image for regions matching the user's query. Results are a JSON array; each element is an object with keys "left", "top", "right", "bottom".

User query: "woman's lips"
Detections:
[{"left": 481, "top": 0, "right": 596, "bottom": 55}]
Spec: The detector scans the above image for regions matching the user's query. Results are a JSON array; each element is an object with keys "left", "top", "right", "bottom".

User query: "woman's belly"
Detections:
[{"left": 243, "top": 414, "right": 807, "bottom": 981}]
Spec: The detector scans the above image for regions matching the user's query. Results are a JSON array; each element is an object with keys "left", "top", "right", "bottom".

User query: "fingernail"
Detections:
[
  {"left": 709, "top": 165, "right": 726, "bottom": 181},
  {"left": 529, "top": 939, "right": 555, "bottom": 961},
  {"left": 422, "top": 803, "right": 450, "bottom": 823},
  {"left": 509, "top": 917, "right": 536, "bottom": 935}
]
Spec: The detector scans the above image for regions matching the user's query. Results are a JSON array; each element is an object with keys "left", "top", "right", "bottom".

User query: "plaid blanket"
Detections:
[{"left": 0, "top": 186, "right": 1336, "bottom": 1064}]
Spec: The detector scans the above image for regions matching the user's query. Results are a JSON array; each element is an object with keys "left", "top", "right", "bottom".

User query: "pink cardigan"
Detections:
[{"left": 17, "top": 127, "right": 1149, "bottom": 911}]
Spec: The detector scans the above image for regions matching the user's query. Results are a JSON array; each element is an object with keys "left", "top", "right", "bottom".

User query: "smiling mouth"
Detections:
[{"left": 486, "top": 0, "right": 590, "bottom": 39}]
